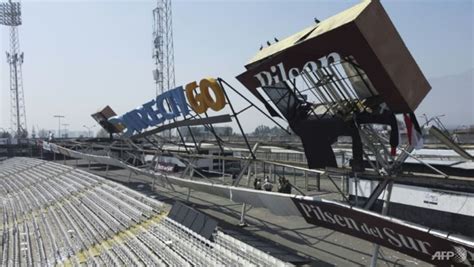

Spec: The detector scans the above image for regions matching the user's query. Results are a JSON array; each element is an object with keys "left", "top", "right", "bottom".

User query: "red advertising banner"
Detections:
[
  {"left": 292, "top": 197, "right": 474, "bottom": 266},
  {"left": 236, "top": 0, "right": 431, "bottom": 113}
]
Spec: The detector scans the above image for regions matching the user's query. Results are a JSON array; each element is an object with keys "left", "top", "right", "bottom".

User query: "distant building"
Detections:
[{"left": 180, "top": 126, "right": 233, "bottom": 138}]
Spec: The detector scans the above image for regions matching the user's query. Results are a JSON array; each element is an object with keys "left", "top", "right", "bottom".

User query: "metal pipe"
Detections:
[{"left": 370, "top": 181, "right": 393, "bottom": 267}]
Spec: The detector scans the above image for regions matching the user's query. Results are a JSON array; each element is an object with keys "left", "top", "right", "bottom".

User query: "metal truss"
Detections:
[{"left": 1, "top": 1, "right": 27, "bottom": 137}]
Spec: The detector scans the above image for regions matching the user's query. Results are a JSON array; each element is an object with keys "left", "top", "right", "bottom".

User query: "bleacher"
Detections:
[{"left": 0, "top": 157, "right": 292, "bottom": 266}]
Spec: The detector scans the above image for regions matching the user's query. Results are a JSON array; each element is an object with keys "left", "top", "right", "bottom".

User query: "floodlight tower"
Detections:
[
  {"left": 152, "top": 0, "right": 175, "bottom": 96},
  {"left": 0, "top": 0, "right": 27, "bottom": 138}
]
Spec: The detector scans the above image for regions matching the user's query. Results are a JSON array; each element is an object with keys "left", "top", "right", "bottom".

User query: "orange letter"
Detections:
[
  {"left": 185, "top": 81, "right": 207, "bottom": 114},
  {"left": 199, "top": 78, "right": 226, "bottom": 112}
]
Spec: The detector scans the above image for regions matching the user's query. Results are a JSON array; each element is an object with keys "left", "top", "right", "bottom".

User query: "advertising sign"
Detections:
[
  {"left": 236, "top": 0, "right": 431, "bottom": 113},
  {"left": 91, "top": 105, "right": 122, "bottom": 134},
  {"left": 109, "top": 78, "right": 226, "bottom": 137},
  {"left": 155, "top": 162, "right": 177, "bottom": 172},
  {"left": 292, "top": 197, "right": 474, "bottom": 266}
]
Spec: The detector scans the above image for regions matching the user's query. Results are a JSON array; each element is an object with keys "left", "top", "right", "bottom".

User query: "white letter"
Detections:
[
  {"left": 276, "top": 62, "right": 288, "bottom": 81},
  {"left": 254, "top": 71, "right": 272, "bottom": 87},
  {"left": 416, "top": 240, "right": 432, "bottom": 255},
  {"left": 323, "top": 211, "right": 336, "bottom": 224},
  {"left": 334, "top": 215, "right": 346, "bottom": 227},
  {"left": 288, "top": 68, "right": 300, "bottom": 80},
  {"left": 299, "top": 203, "right": 314, "bottom": 218},
  {"left": 383, "top": 228, "right": 402, "bottom": 248},
  {"left": 343, "top": 217, "right": 360, "bottom": 231},
  {"left": 399, "top": 234, "right": 420, "bottom": 252},
  {"left": 303, "top": 61, "right": 319, "bottom": 73},
  {"left": 327, "top": 52, "right": 341, "bottom": 65}
]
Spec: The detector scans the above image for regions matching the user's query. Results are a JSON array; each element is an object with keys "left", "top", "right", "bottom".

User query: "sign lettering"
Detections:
[
  {"left": 292, "top": 197, "right": 474, "bottom": 266},
  {"left": 186, "top": 78, "right": 226, "bottom": 114},
  {"left": 253, "top": 52, "right": 341, "bottom": 87},
  {"left": 109, "top": 78, "right": 226, "bottom": 137}
]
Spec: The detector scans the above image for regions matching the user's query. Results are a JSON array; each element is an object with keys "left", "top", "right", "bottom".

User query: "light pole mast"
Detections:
[
  {"left": 1, "top": 0, "right": 27, "bottom": 138},
  {"left": 62, "top": 123, "right": 69, "bottom": 138},
  {"left": 153, "top": 0, "right": 175, "bottom": 138},
  {"left": 53, "top": 115, "right": 64, "bottom": 139},
  {"left": 152, "top": 0, "right": 175, "bottom": 96}
]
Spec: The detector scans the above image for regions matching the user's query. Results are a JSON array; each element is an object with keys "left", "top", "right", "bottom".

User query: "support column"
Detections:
[
  {"left": 293, "top": 168, "right": 296, "bottom": 186},
  {"left": 304, "top": 171, "right": 308, "bottom": 191},
  {"left": 316, "top": 173, "right": 321, "bottom": 191},
  {"left": 370, "top": 180, "right": 394, "bottom": 267},
  {"left": 239, "top": 203, "right": 248, "bottom": 227},
  {"left": 186, "top": 168, "right": 195, "bottom": 202},
  {"left": 354, "top": 174, "right": 359, "bottom": 206},
  {"left": 128, "top": 169, "right": 133, "bottom": 183}
]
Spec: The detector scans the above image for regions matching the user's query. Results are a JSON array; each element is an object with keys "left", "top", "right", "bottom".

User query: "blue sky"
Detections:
[{"left": 1, "top": 0, "right": 473, "bottom": 134}]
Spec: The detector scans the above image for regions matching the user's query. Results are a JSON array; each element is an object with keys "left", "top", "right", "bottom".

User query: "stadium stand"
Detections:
[{"left": 0, "top": 157, "right": 292, "bottom": 266}]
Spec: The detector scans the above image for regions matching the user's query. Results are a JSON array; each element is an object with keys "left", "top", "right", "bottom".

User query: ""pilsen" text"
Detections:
[
  {"left": 253, "top": 52, "right": 341, "bottom": 87},
  {"left": 298, "top": 202, "right": 433, "bottom": 255}
]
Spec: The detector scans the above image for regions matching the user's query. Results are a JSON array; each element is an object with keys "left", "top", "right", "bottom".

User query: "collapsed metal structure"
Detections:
[
  {"left": 39, "top": 0, "right": 473, "bottom": 265},
  {"left": 40, "top": 139, "right": 474, "bottom": 266},
  {"left": 85, "top": 1, "right": 452, "bottom": 216},
  {"left": 237, "top": 0, "right": 431, "bottom": 177}
]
